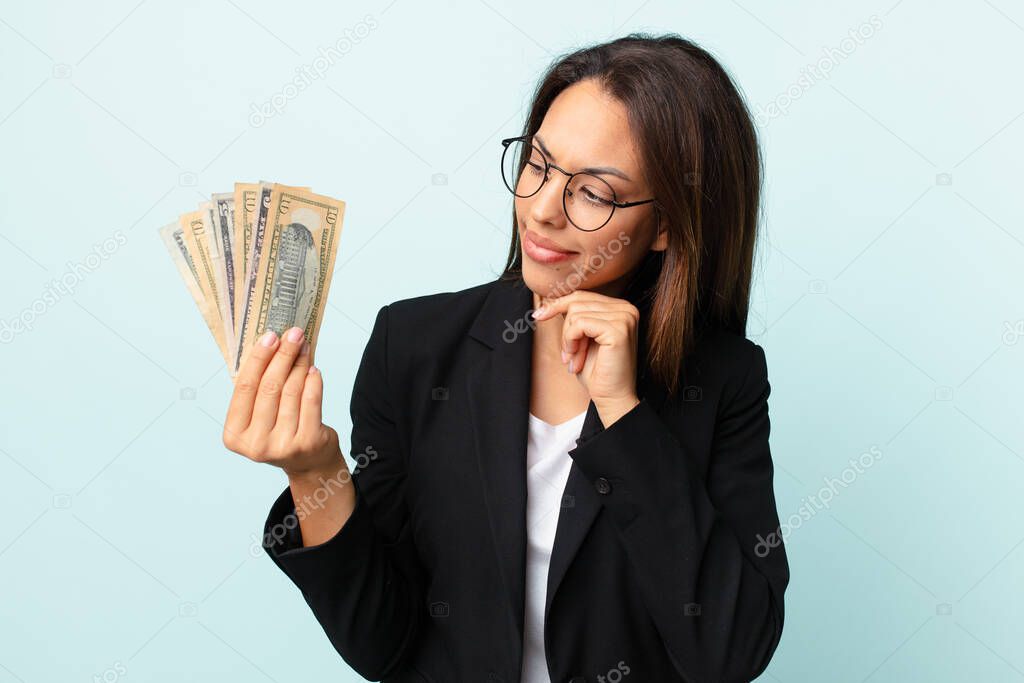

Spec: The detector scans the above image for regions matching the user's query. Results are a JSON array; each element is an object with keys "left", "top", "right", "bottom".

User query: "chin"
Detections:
[
  {"left": 523, "top": 250, "right": 642, "bottom": 303},
  {"left": 521, "top": 255, "right": 597, "bottom": 303}
]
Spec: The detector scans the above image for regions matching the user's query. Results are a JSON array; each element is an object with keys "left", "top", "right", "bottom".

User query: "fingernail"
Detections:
[
  {"left": 308, "top": 366, "right": 318, "bottom": 375},
  {"left": 560, "top": 350, "right": 568, "bottom": 363},
  {"left": 567, "top": 359, "right": 574, "bottom": 373},
  {"left": 299, "top": 340, "right": 310, "bottom": 355},
  {"left": 286, "top": 327, "right": 303, "bottom": 343},
  {"left": 260, "top": 330, "right": 277, "bottom": 347},
  {"left": 532, "top": 306, "right": 545, "bottom": 318}
]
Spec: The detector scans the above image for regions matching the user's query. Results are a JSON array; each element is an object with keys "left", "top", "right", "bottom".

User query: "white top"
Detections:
[{"left": 520, "top": 408, "right": 589, "bottom": 683}]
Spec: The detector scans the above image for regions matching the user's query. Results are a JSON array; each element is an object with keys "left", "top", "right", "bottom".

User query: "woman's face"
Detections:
[{"left": 515, "top": 78, "right": 666, "bottom": 306}]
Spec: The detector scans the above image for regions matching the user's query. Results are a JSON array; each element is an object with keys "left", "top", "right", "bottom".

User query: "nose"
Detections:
[{"left": 526, "top": 170, "right": 568, "bottom": 228}]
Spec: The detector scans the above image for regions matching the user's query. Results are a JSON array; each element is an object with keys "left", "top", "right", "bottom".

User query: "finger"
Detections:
[
  {"left": 251, "top": 326, "right": 307, "bottom": 432},
  {"left": 275, "top": 338, "right": 311, "bottom": 438},
  {"left": 570, "top": 336, "right": 592, "bottom": 376},
  {"left": 297, "top": 365, "right": 324, "bottom": 441},
  {"left": 562, "top": 310, "right": 618, "bottom": 356},
  {"left": 564, "top": 316, "right": 623, "bottom": 374},
  {"left": 533, "top": 289, "right": 624, "bottom": 319},
  {"left": 225, "top": 329, "right": 280, "bottom": 439},
  {"left": 546, "top": 301, "right": 637, "bottom": 356}
]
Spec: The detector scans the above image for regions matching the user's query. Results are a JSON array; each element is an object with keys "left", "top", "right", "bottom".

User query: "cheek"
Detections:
[
  {"left": 579, "top": 228, "right": 632, "bottom": 256},
  {"left": 575, "top": 230, "right": 642, "bottom": 273},
  {"left": 514, "top": 196, "right": 528, "bottom": 223}
]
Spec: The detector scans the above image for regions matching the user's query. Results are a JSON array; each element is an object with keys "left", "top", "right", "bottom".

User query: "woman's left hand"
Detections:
[{"left": 532, "top": 290, "right": 642, "bottom": 425}]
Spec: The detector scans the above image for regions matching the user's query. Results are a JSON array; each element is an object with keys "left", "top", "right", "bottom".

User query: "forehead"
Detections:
[{"left": 537, "top": 79, "right": 642, "bottom": 177}]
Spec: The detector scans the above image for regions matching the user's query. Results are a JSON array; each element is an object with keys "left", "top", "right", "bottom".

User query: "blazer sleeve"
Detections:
[
  {"left": 567, "top": 340, "right": 789, "bottom": 683},
  {"left": 261, "top": 304, "right": 425, "bottom": 681}
]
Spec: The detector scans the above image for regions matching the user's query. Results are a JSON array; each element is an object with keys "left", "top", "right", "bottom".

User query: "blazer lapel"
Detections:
[
  {"left": 465, "top": 276, "right": 535, "bottom": 653},
  {"left": 544, "top": 290, "right": 669, "bottom": 623},
  {"left": 543, "top": 400, "right": 604, "bottom": 625},
  {"left": 465, "top": 275, "right": 671, "bottom": 649}
]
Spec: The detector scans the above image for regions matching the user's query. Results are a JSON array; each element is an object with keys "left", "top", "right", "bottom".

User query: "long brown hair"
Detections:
[{"left": 500, "top": 33, "right": 764, "bottom": 399}]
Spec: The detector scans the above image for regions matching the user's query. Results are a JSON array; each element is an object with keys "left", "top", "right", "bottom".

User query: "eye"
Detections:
[
  {"left": 526, "top": 161, "right": 545, "bottom": 175},
  {"left": 580, "top": 186, "right": 613, "bottom": 205}
]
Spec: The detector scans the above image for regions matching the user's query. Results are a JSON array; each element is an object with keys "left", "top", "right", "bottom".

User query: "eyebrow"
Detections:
[{"left": 533, "top": 134, "right": 633, "bottom": 182}]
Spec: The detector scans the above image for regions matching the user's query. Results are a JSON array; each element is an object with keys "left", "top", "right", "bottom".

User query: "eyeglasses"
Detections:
[{"left": 500, "top": 134, "right": 658, "bottom": 232}]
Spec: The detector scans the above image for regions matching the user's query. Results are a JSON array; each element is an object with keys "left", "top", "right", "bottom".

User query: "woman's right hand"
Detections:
[{"left": 223, "top": 326, "right": 344, "bottom": 479}]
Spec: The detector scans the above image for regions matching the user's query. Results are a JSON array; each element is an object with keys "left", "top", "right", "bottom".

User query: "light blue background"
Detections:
[{"left": 1, "top": 1, "right": 1022, "bottom": 681}]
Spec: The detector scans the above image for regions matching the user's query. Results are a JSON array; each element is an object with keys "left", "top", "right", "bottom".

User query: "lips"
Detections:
[
  {"left": 524, "top": 229, "right": 575, "bottom": 254},
  {"left": 521, "top": 228, "right": 578, "bottom": 265}
]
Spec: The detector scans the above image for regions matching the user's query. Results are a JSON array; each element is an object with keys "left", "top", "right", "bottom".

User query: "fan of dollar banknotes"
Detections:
[{"left": 158, "top": 182, "right": 345, "bottom": 380}]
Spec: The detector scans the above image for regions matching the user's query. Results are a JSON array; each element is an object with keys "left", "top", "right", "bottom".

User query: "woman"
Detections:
[{"left": 223, "top": 33, "right": 789, "bottom": 683}]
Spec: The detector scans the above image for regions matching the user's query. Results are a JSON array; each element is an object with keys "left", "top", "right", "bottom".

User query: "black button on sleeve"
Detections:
[{"left": 594, "top": 477, "right": 612, "bottom": 495}]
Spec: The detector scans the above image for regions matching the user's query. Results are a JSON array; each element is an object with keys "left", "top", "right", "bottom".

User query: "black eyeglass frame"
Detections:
[{"left": 500, "top": 134, "right": 659, "bottom": 232}]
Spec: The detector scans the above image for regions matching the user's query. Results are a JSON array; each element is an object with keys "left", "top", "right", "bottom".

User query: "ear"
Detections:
[{"left": 650, "top": 207, "right": 668, "bottom": 252}]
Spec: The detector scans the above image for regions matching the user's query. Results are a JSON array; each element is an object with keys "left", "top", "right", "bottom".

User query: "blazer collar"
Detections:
[{"left": 465, "top": 274, "right": 669, "bottom": 663}]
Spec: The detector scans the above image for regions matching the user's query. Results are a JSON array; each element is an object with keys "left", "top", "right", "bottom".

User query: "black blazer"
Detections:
[{"left": 261, "top": 274, "right": 790, "bottom": 683}]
